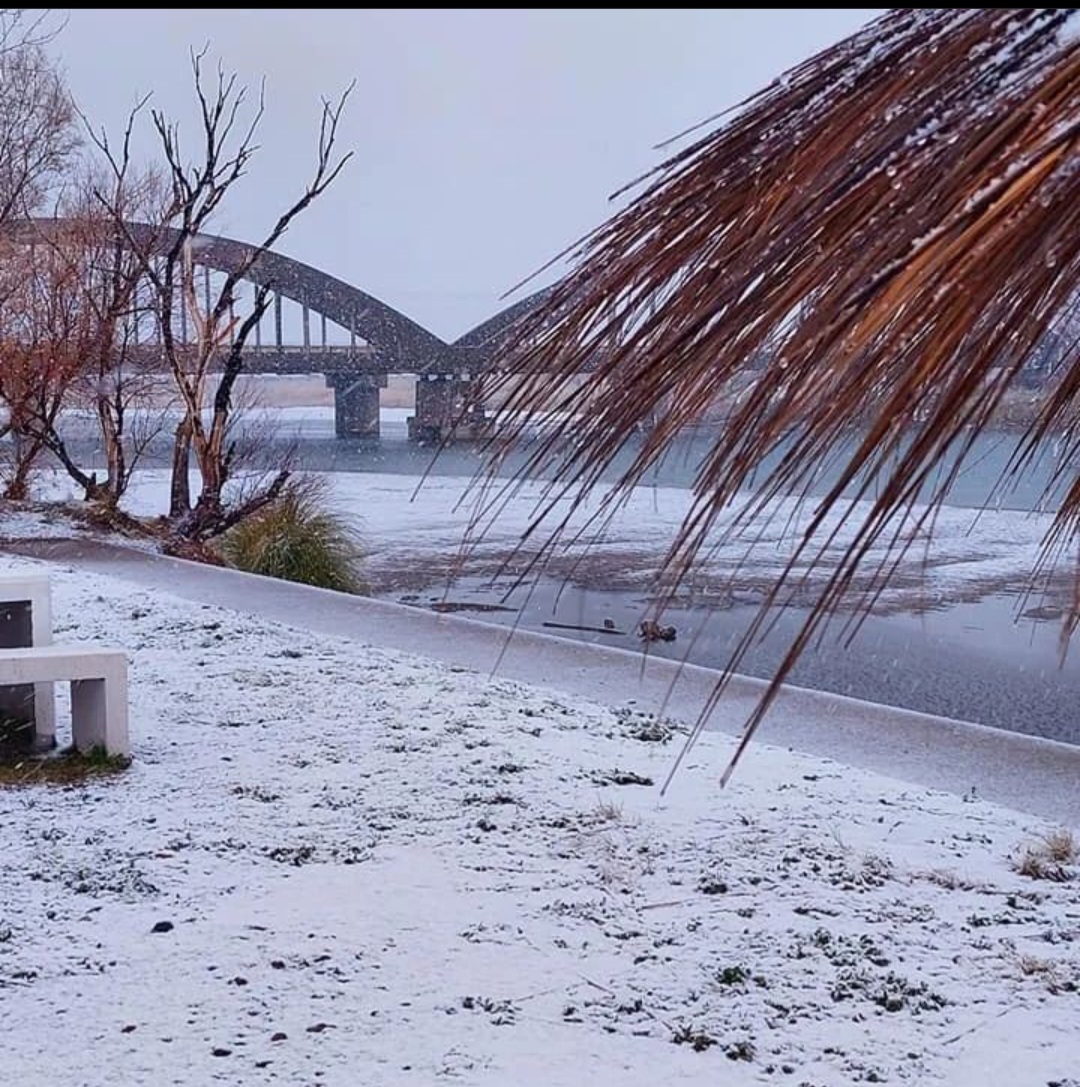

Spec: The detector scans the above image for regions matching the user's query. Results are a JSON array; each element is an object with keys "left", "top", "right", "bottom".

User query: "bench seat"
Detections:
[
  {"left": 0, "top": 646, "right": 129, "bottom": 757},
  {"left": 0, "top": 573, "right": 55, "bottom": 745}
]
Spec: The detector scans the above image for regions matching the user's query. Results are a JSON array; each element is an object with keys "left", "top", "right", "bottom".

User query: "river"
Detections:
[{"left": 45, "top": 406, "right": 1080, "bottom": 745}]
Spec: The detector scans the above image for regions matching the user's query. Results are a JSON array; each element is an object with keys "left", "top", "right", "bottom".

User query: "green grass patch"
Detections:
[
  {"left": 0, "top": 745, "right": 132, "bottom": 787},
  {"left": 219, "top": 475, "right": 369, "bottom": 594}
]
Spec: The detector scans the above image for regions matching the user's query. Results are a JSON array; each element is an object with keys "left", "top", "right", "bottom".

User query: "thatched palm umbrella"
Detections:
[{"left": 471, "top": 8, "right": 1080, "bottom": 785}]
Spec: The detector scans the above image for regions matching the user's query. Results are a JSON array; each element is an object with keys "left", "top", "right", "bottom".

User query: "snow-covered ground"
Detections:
[{"left": 1, "top": 552, "right": 1078, "bottom": 1086}]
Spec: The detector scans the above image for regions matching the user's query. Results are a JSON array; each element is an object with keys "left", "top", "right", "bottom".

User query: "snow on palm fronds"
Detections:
[{"left": 471, "top": 9, "right": 1080, "bottom": 784}]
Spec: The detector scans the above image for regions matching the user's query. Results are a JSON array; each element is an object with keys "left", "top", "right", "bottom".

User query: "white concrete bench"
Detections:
[
  {"left": 0, "top": 646, "right": 129, "bottom": 757},
  {"left": 0, "top": 573, "right": 55, "bottom": 746}
]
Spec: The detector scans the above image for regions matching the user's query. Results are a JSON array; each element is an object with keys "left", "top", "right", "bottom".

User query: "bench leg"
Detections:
[
  {"left": 34, "top": 680, "right": 56, "bottom": 750},
  {"left": 0, "top": 682, "right": 34, "bottom": 749},
  {"left": 70, "top": 671, "right": 130, "bottom": 758},
  {"left": 0, "top": 593, "right": 56, "bottom": 752}
]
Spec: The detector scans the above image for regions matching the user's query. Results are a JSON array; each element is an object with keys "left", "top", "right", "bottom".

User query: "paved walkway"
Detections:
[{"left": 6, "top": 537, "right": 1080, "bottom": 826}]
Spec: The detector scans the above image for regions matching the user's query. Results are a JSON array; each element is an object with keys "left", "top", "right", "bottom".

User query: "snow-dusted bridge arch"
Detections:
[{"left": 10, "top": 219, "right": 558, "bottom": 440}]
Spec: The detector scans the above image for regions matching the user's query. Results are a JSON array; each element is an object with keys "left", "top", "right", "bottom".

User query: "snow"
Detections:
[
  {"left": 1059, "top": 10, "right": 1080, "bottom": 48},
  {"left": 1, "top": 548, "right": 1079, "bottom": 1086}
]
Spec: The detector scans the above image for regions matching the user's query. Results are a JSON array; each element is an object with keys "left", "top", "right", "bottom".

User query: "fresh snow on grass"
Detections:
[{"left": 1, "top": 552, "right": 1078, "bottom": 1086}]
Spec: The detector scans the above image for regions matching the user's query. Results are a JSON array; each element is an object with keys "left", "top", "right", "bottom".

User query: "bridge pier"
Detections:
[
  {"left": 327, "top": 374, "right": 386, "bottom": 440},
  {"left": 408, "top": 374, "right": 488, "bottom": 443}
]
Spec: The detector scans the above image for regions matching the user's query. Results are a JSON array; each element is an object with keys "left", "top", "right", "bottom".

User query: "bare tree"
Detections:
[
  {"left": 75, "top": 213, "right": 175, "bottom": 507},
  {"left": 0, "top": 230, "right": 92, "bottom": 498},
  {"left": 96, "top": 48, "right": 352, "bottom": 540},
  {"left": 57, "top": 125, "right": 175, "bottom": 506},
  {"left": 0, "top": 161, "right": 174, "bottom": 508},
  {"left": 0, "top": 9, "right": 77, "bottom": 227},
  {"left": 0, "top": 9, "right": 78, "bottom": 500}
]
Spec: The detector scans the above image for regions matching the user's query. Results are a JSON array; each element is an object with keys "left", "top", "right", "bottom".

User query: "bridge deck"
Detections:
[{"left": 123, "top": 342, "right": 579, "bottom": 377}]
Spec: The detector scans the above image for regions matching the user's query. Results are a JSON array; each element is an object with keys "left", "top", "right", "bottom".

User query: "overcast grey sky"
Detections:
[{"left": 48, "top": 8, "right": 881, "bottom": 342}]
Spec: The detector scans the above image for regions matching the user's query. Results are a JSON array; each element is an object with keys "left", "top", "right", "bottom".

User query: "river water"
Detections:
[
  {"left": 49, "top": 408, "right": 1080, "bottom": 745},
  {"left": 50, "top": 405, "right": 1076, "bottom": 509},
  {"left": 266, "top": 409, "right": 1074, "bottom": 514},
  {"left": 269, "top": 412, "right": 1080, "bottom": 746}
]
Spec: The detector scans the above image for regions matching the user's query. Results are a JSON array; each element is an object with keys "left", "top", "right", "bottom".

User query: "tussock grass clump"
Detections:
[
  {"left": 915, "top": 868, "right": 988, "bottom": 893},
  {"left": 1013, "top": 828, "right": 1079, "bottom": 883},
  {"left": 1039, "top": 829, "right": 1079, "bottom": 865},
  {"left": 220, "top": 476, "right": 368, "bottom": 594}
]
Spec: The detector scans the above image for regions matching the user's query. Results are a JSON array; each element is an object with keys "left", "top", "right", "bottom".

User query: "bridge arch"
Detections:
[
  {"left": 22, "top": 219, "right": 454, "bottom": 372},
  {"left": 12, "top": 218, "right": 470, "bottom": 440},
  {"left": 8, "top": 219, "right": 563, "bottom": 440},
  {"left": 453, "top": 284, "right": 557, "bottom": 353}
]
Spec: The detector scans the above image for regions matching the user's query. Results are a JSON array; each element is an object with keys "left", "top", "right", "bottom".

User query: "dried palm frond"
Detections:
[{"left": 468, "top": 8, "right": 1080, "bottom": 786}]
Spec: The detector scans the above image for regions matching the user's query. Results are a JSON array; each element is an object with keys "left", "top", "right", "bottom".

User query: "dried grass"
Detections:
[
  {"left": 1013, "top": 827, "right": 1079, "bottom": 881},
  {"left": 0, "top": 745, "right": 131, "bottom": 786},
  {"left": 468, "top": 9, "right": 1080, "bottom": 785}
]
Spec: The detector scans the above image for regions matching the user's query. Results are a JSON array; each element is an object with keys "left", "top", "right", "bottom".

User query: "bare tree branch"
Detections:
[
  {"left": 83, "top": 52, "right": 352, "bottom": 535},
  {"left": 0, "top": 10, "right": 68, "bottom": 56},
  {"left": 0, "top": 22, "right": 78, "bottom": 227}
]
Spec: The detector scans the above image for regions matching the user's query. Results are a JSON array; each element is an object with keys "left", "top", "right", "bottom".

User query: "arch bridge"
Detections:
[{"left": 11, "top": 219, "right": 557, "bottom": 442}]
